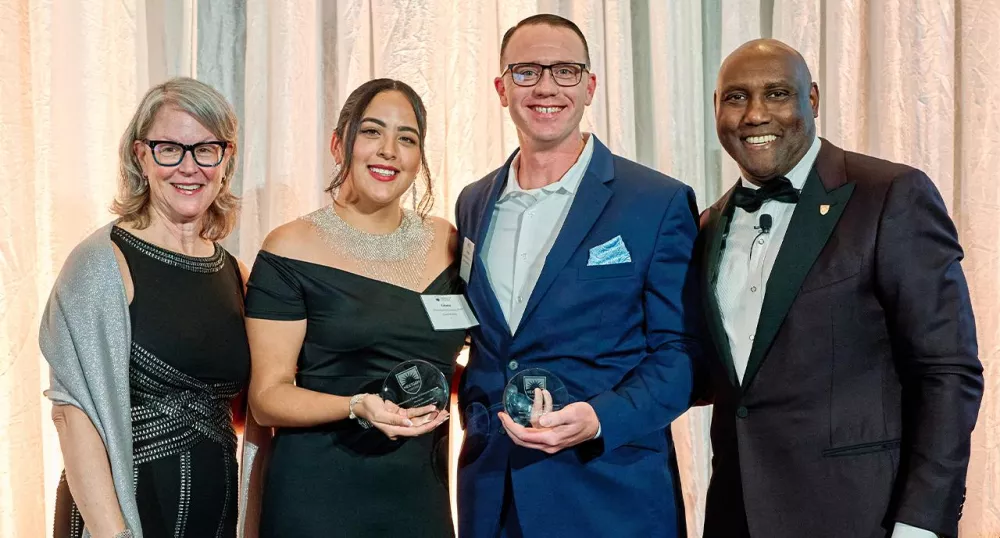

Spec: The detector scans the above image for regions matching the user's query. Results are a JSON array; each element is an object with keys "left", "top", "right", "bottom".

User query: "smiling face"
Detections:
[
  {"left": 335, "top": 90, "right": 422, "bottom": 208},
  {"left": 715, "top": 40, "right": 819, "bottom": 185},
  {"left": 495, "top": 23, "right": 597, "bottom": 151},
  {"left": 133, "top": 105, "right": 231, "bottom": 226}
]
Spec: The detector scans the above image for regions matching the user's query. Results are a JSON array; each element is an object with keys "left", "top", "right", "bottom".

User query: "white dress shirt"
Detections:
[
  {"left": 715, "top": 135, "right": 821, "bottom": 383},
  {"left": 482, "top": 134, "right": 594, "bottom": 333},
  {"left": 714, "top": 135, "right": 937, "bottom": 538}
]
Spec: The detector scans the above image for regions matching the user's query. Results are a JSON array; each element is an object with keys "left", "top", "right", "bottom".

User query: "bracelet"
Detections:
[
  {"left": 348, "top": 393, "right": 372, "bottom": 429},
  {"left": 113, "top": 530, "right": 134, "bottom": 538}
]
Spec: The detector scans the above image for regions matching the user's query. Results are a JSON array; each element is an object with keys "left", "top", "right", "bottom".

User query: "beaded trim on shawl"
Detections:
[{"left": 111, "top": 225, "right": 226, "bottom": 273}]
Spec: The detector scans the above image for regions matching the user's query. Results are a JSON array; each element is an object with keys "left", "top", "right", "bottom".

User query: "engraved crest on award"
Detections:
[
  {"left": 381, "top": 359, "right": 449, "bottom": 411},
  {"left": 503, "top": 368, "right": 570, "bottom": 427},
  {"left": 522, "top": 375, "right": 547, "bottom": 395},
  {"left": 394, "top": 365, "right": 423, "bottom": 395}
]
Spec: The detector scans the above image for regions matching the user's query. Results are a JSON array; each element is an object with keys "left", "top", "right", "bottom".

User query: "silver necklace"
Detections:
[{"left": 304, "top": 205, "right": 433, "bottom": 289}]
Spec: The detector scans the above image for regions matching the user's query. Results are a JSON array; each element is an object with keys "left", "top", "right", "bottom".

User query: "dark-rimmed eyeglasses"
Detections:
[
  {"left": 501, "top": 62, "right": 589, "bottom": 87},
  {"left": 144, "top": 140, "right": 228, "bottom": 167}
]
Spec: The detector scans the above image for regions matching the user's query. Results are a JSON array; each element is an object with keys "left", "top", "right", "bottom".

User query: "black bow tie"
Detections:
[{"left": 732, "top": 177, "right": 800, "bottom": 213}]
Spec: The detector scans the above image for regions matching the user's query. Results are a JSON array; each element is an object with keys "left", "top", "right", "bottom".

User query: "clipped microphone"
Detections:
[
  {"left": 756, "top": 214, "right": 773, "bottom": 234},
  {"left": 749, "top": 214, "right": 772, "bottom": 265}
]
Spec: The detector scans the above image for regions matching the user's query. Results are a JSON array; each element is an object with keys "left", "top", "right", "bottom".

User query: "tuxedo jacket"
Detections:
[
  {"left": 454, "top": 137, "right": 700, "bottom": 538},
  {"left": 698, "top": 139, "right": 983, "bottom": 538}
]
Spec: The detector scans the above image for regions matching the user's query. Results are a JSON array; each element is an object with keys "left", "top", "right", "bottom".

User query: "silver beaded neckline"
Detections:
[
  {"left": 111, "top": 226, "right": 225, "bottom": 273},
  {"left": 304, "top": 205, "right": 433, "bottom": 290}
]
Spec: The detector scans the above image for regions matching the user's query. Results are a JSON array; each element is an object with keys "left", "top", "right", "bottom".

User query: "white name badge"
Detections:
[
  {"left": 421, "top": 294, "right": 479, "bottom": 331},
  {"left": 460, "top": 237, "right": 475, "bottom": 283}
]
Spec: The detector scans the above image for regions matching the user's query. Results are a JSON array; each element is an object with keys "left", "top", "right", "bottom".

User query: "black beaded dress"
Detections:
[{"left": 54, "top": 226, "right": 250, "bottom": 538}]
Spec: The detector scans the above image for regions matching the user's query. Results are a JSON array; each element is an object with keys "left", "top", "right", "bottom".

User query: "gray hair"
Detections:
[{"left": 112, "top": 77, "right": 240, "bottom": 241}]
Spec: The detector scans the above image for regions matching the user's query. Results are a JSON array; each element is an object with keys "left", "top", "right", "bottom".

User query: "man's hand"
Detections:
[{"left": 498, "top": 392, "right": 600, "bottom": 454}]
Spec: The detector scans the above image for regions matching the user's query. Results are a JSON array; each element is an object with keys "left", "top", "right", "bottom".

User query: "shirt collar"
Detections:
[
  {"left": 499, "top": 133, "right": 595, "bottom": 203},
  {"left": 739, "top": 135, "right": 821, "bottom": 191}
]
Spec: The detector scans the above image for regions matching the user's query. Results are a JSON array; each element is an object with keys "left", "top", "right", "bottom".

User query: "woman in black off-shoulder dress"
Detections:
[{"left": 245, "top": 78, "right": 465, "bottom": 537}]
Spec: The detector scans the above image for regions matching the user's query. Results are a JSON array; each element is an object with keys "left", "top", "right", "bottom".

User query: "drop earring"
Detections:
[{"left": 329, "top": 163, "right": 343, "bottom": 198}]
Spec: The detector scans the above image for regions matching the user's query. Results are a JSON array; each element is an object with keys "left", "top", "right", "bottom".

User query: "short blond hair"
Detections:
[{"left": 112, "top": 77, "right": 240, "bottom": 241}]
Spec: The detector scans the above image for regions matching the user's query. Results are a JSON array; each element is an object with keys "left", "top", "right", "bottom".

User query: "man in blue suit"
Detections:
[{"left": 454, "top": 14, "right": 701, "bottom": 538}]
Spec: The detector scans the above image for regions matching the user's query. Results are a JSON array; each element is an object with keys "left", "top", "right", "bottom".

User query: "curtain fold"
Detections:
[
  {"left": 1, "top": 1, "right": 143, "bottom": 536},
  {"left": 957, "top": 0, "right": 1000, "bottom": 533},
  {"left": 1, "top": 1, "right": 997, "bottom": 536}
]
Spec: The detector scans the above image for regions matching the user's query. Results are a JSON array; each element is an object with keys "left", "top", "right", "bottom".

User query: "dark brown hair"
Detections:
[
  {"left": 325, "top": 79, "right": 433, "bottom": 216},
  {"left": 500, "top": 14, "right": 591, "bottom": 67}
]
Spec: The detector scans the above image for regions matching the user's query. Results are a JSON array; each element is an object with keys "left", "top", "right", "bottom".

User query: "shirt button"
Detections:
[
  {"left": 757, "top": 238, "right": 765, "bottom": 245},
  {"left": 520, "top": 253, "right": 528, "bottom": 261},
  {"left": 750, "top": 286, "right": 757, "bottom": 292},
  {"left": 508, "top": 360, "right": 519, "bottom": 371},
  {"left": 516, "top": 295, "right": 524, "bottom": 303},
  {"left": 736, "top": 406, "right": 749, "bottom": 419},
  {"left": 749, "top": 335, "right": 755, "bottom": 342}
]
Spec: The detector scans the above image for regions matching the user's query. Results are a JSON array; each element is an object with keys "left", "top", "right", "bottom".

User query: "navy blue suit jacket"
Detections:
[{"left": 454, "top": 137, "right": 701, "bottom": 538}]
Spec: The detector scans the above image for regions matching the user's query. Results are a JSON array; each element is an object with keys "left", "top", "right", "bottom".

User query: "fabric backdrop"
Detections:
[{"left": 1, "top": 1, "right": 997, "bottom": 536}]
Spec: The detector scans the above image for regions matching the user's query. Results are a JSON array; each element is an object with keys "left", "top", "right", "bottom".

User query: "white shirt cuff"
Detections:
[{"left": 892, "top": 522, "right": 939, "bottom": 538}]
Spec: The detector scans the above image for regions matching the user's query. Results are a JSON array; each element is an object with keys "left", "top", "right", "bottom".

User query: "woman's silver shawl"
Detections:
[{"left": 39, "top": 222, "right": 142, "bottom": 538}]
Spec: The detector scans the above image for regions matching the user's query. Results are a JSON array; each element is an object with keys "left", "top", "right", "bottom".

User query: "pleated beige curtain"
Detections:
[{"left": 1, "top": 0, "right": 997, "bottom": 536}]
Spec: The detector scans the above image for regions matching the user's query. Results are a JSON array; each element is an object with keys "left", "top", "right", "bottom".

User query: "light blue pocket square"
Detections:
[{"left": 588, "top": 235, "right": 632, "bottom": 266}]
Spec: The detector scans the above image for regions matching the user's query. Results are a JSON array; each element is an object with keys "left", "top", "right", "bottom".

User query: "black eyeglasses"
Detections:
[
  {"left": 144, "top": 140, "right": 228, "bottom": 167},
  {"left": 502, "top": 62, "right": 589, "bottom": 87}
]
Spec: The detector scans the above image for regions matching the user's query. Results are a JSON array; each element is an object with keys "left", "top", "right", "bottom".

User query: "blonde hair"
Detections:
[{"left": 112, "top": 77, "right": 240, "bottom": 241}]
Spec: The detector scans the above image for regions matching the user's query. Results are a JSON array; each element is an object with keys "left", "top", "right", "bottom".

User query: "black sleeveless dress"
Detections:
[
  {"left": 245, "top": 251, "right": 466, "bottom": 537},
  {"left": 54, "top": 226, "right": 250, "bottom": 538}
]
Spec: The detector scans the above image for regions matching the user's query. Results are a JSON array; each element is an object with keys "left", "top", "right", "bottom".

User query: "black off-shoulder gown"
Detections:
[{"left": 246, "top": 250, "right": 465, "bottom": 537}]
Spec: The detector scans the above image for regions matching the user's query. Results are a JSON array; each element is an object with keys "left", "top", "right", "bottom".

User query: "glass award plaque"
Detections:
[
  {"left": 380, "top": 359, "right": 450, "bottom": 411},
  {"left": 503, "top": 368, "right": 570, "bottom": 428}
]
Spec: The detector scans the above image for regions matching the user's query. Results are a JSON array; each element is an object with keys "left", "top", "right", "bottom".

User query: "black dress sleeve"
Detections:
[{"left": 245, "top": 251, "right": 307, "bottom": 320}]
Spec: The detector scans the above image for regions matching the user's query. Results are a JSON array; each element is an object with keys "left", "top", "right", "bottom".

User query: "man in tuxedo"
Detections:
[
  {"left": 454, "top": 13, "right": 701, "bottom": 538},
  {"left": 699, "top": 39, "right": 984, "bottom": 538}
]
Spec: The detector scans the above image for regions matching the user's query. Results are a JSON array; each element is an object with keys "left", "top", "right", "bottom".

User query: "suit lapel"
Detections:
[
  {"left": 705, "top": 188, "right": 735, "bottom": 287},
  {"left": 741, "top": 140, "right": 855, "bottom": 391},
  {"left": 515, "top": 138, "right": 615, "bottom": 333},
  {"left": 467, "top": 154, "right": 516, "bottom": 337},
  {"left": 702, "top": 189, "right": 739, "bottom": 386}
]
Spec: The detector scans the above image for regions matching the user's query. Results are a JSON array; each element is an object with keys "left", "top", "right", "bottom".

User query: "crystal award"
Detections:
[{"left": 503, "top": 368, "right": 571, "bottom": 428}]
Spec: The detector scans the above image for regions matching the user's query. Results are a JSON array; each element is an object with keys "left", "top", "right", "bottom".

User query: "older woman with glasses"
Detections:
[{"left": 40, "top": 77, "right": 253, "bottom": 538}]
